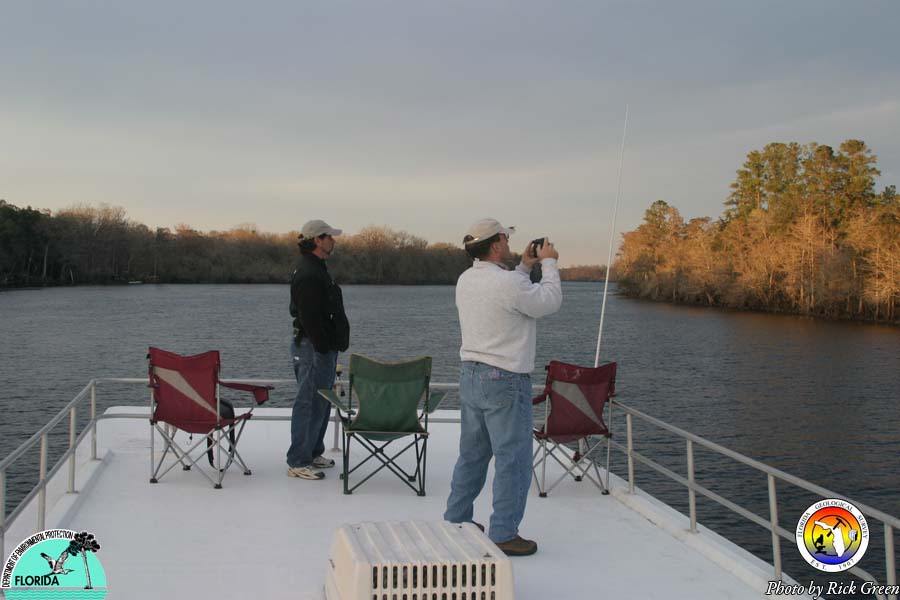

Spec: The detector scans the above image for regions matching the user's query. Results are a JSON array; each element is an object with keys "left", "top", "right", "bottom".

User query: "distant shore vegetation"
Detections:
[
  {"left": 615, "top": 139, "right": 899, "bottom": 324},
  {"left": 0, "top": 204, "right": 605, "bottom": 287}
]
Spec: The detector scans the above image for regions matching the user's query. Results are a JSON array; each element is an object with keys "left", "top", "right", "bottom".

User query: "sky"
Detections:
[{"left": 2, "top": 1, "right": 898, "bottom": 266}]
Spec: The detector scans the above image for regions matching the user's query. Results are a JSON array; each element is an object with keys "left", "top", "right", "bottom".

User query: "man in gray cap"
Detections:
[
  {"left": 444, "top": 218, "right": 561, "bottom": 555},
  {"left": 286, "top": 219, "right": 350, "bottom": 480}
]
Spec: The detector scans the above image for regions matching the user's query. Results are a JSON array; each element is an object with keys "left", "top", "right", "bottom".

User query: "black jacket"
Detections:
[{"left": 289, "top": 253, "right": 350, "bottom": 354}]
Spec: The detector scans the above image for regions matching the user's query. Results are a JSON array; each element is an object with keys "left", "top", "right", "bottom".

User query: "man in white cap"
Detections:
[
  {"left": 286, "top": 219, "right": 350, "bottom": 480},
  {"left": 444, "top": 218, "right": 561, "bottom": 556}
]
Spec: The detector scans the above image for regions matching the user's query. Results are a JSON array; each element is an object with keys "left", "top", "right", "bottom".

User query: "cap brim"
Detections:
[
  {"left": 500, "top": 225, "right": 515, "bottom": 236},
  {"left": 326, "top": 228, "right": 342, "bottom": 236}
]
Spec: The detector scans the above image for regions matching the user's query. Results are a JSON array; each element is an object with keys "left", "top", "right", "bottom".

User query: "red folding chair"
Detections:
[
  {"left": 532, "top": 360, "right": 617, "bottom": 497},
  {"left": 148, "top": 347, "right": 272, "bottom": 489}
]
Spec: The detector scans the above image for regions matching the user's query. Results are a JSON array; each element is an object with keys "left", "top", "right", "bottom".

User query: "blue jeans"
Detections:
[
  {"left": 444, "top": 361, "right": 533, "bottom": 543},
  {"left": 286, "top": 338, "right": 338, "bottom": 468}
]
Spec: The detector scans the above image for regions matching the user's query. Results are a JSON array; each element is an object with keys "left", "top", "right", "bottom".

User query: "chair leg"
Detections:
[
  {"left": 573, "top": 440, "right": 585, "bottom": 481},
  {"left": 216, "top": 421, "right": 250, "bottom": 476},
  {"left": 603, "top": 434, "right": 612, "bottom": 495},
  {"left": 170, "top": 426, "right": 192, "bottom": 470},
  {"left": 150, "top": 426, "right": 176, "bottom": 483},
  {"left": 417, "top": 436, "right": 427, "bottom": 497},
  {"left": 605, "top": 401, "right": 614, "bottom": 495},
  {"left": 200, "top": 420, "right": 254, "bottom": 489},
  {"left": 577, "top": 436, "right": 610, "bottom": 495},
  {"left": 216, "top": 424, "right": 222, "bottom": 478},
  {"left": 150, "top": 424, "right": 224, "bottom": 488},
  {"left": 343, "top": 436, "right": 424, "bottom": 496},
  {"left": 409, "top": 437, "right": 420, "bottom": 482},
  {"left": 540, "top": 440, "right": 594, "bottom": 495},
  {"left": 540, "top": 440, "right": 548, "bottom": 497},
  {"left": 150, "top": 422, "right": 157, "bottom": 483},
  {"left": 230, "top": 421, "right": 251, "bottom": 475},
  {"left": 592, "top": 456, "right": 604, "bottom": 494},
  {"left": 423, "top": 436, "right": 428, "bottom": 496},
  {"left": 211, "top": 430, "right": 231, "bottom": 489},
  {"left": 150, "top": 420, "right": 255, "bottom": 489},
  {"left": 535, "top": 438, "right": 606, "bottom": 496},
  {"left": 222, "top": 433, "right": 251, "bottom": 476},
  {"left": 531, "top": 438, "right": 549, "bottom": 497},
  {"left": 342, "top": 432, "right": 351, "bottom": 494},
  {"left": 233, "top": 447, "right": 252, "bottom": 475}
]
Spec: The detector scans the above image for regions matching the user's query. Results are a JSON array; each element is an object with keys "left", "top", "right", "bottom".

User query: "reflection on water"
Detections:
[{"left": 1, "top": 283, "right": 898, "bottom": 590}]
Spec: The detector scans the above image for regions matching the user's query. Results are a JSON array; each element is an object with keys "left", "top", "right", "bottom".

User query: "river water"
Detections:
[{"left": 1, "top": 283, "right": 898, "bottom": 591}]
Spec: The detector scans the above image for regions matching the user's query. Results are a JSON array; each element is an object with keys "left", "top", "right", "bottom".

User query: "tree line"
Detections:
[
  {"left": 615, "top": 139, "right": 899, "bottom": 323},
  {"left": 0, "top": 202, "right": 603, "bottom": 287}
]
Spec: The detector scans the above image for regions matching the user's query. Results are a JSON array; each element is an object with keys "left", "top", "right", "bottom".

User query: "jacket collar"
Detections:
[
  {"left": 473, "top": 259, "right": 508, "bottom": 271},
  {"left": 300, "top": 253, "right": 329, "bottom": 272}
]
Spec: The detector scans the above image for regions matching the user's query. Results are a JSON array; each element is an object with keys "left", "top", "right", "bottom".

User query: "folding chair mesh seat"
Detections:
[
  {"left": 148, "top": 347, "right": 271, "bottom": 489},
  {"left": 319, "top": 354, "right": 444, "bottom": 496},
  {"left": 532, "top": 359, "right": 617, "bottom": 497}
]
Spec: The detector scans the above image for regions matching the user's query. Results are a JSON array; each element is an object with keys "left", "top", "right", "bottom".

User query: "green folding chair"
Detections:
[{"left": 319, "top": 354, "right": 444, "bottom": 496}]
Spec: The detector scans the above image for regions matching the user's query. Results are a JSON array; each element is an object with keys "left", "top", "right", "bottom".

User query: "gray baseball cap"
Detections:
[
  {"left": 300, "top": 219, "right": 342, "bottom": 239},
  {"left": 463, "top": 218, "right": 515, "bottom": 245}
]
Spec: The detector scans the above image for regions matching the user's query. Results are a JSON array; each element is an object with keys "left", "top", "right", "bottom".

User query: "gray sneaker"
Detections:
[
  {"left": 287, "top": 466, "right": 324, "bottom": 480},
  {"left": 312, "top": 455, "right": 335, "bottom": 469}
]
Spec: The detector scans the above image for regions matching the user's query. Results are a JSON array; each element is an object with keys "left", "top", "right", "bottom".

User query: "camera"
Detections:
[{"left": 530, "top": 237, "right": 545, "bottom": 257}]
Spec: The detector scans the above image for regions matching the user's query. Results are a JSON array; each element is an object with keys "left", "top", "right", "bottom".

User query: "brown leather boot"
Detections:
[{"left": 496, "top": 535, "right": 537, "bottom": 556}]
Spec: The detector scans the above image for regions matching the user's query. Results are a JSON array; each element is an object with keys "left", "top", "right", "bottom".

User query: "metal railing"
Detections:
[
  {"left": 608, "top": 399, "right": 898, "bottom": 600},
  {"left": 1, "top": 378, "right": 897, "bottom": 600},
  {"left": 0, "top": 380, "right": 98, "bottom": 563}
]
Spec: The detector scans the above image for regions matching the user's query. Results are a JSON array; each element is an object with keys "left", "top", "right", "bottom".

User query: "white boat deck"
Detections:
[{"left": 7, "top": 407, "right": 787, "bottom": 599}]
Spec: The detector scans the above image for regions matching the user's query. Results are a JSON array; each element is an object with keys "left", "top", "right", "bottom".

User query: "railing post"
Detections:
[
  {"left": 68, "top": 407, "right": 77, "bottom": 493},
  {"left": 687, "top": 439, "right": 697, "bottom": 533},
  {"left": 331, "top": 415, "right": 340, "bottom": 452},
  {"left": 626, "top": 413, "right": 634, "bottom": 494},
  {"left": 90, "top": 380, "right": 98, "bottom": 460},
  {"left": 38, "top": 433, "right": 48, "bottom": 531},
  {"left": 886, "top": 524, "right": 896, "bottom": 600},
  {"left": 768, "top": 474, "right": 782, "bottom": 580}
]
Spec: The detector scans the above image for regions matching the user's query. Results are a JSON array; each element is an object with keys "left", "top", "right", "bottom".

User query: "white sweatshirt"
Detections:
[{"left": 456, "top": 258, "right": 563, "bottom": 374}]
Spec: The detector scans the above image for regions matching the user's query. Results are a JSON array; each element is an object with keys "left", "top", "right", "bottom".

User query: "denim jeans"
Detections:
[
  {"left": 444, "top": 361, "right": 533, "bottom": 543},
  {"left": 286, "top": 337, "right": 338, "bottom": 468}
]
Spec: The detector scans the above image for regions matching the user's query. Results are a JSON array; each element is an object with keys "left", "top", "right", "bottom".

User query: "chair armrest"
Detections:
[
  {"left": 220, "top": 381, "right": 273, "bottom": 405},
  {"left": 425, "top": 389, "right": 446, "bottom": 413},
  {"left": 532, "top": 392, "right": 548, "bottom": 405},
  {"left": 319, "top": 389, "right": 354, "bottom": 414}
]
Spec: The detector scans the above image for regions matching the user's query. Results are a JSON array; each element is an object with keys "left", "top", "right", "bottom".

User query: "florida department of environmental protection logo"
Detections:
[
  {"left": 2, "top": 529, "right": 107, "bottom": 599},
  {"left": 796, "top": 498, "right": 869, "bottom": 572}
]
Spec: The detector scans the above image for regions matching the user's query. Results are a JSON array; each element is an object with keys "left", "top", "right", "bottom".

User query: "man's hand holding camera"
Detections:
[{"left": 521, "top": 236, "right": 559, "bottom": 269}]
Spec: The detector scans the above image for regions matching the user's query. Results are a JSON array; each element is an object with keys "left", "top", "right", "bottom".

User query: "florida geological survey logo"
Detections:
[
  {"left": 2, "top": 529, "right": 107, "bottom": 599},
  {"left": 796, "top": 498, "right": 869, "bottom": 572}
]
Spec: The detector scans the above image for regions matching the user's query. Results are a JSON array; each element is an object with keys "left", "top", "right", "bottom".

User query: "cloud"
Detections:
[{"left": 2, "top": 1, "right": 898, "bottom": 265}]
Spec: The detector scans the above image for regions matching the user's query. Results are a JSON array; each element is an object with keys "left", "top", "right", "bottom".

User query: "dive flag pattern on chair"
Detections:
[
  {"left": 148, "top": 347, "right": 272, "bottom": 489},
  {"left": 319, "top": 354, "right": 445, "bottom": 496},
  {"left": 532, "top": 359, "right": 617, "bottom": 497}
]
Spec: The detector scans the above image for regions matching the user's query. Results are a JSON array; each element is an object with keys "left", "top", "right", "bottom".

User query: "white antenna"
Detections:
[{"left": 594, "top": 104, "right": 629, "bottom": 367}]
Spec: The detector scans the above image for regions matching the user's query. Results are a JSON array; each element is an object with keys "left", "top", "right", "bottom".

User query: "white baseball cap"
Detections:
[
  {"left": 300, "top": 219, "right": 342, "bottom": 239},
  {"left": 463, "top": 218, "right": 515, "bottom": 246}
]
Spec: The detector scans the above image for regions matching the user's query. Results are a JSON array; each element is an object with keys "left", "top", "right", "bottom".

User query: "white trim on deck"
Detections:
[{"left": 6, "top": 407, "right": 795, "bottom": 600}]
